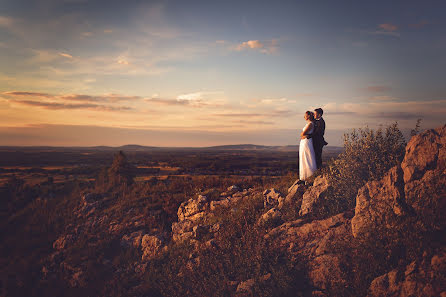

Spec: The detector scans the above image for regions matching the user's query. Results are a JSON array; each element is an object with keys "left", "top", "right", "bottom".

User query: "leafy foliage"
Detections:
[{"left": 322, "top": 123, "right": 407, "bottom": 211}]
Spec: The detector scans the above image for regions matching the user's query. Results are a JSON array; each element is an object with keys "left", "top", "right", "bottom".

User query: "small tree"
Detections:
[{"left": 96, "top": 150, "right": 136, "bottom": 191}]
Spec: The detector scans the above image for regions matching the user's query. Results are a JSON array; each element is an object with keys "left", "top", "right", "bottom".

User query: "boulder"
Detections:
[
  {"left": 263, "top": 188, "right": 283, "bottom": 208},
  {"left": 121, "top": 230, "right": 145, "bottom": 248},
  {"left": 53, "top": 234, "right": 76, "bottom": 250},
  {"left": 368, "top": 249, "right": 446, "bottom": 297},
  {"left": 401, "top": 125, "right": 446, "bottom": 230},
  {"left": 210, "top": 198, "right": 231, "bottom": 211},
  {"left": 177, "top": 195, "right": 208, "bottom": 221},
  {"left": 351, "top": 166, "right": 410, "bottom": 238},
  {"left": 141, "top": 234, "right": 164, "bottom": 261},
  {"left": 299, "top": 176, "right": 333, "bottom": 217},
  {"left": 258, "top": 207, "right": 282, "bottom": 226}
]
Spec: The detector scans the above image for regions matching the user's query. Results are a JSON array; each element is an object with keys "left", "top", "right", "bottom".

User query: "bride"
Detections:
[{"left": 299, "top": 111, "right": 317, "bottom": 182}]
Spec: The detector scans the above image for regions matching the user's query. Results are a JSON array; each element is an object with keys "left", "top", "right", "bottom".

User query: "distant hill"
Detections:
[{"left": 0, "top": 144, "right": 343, "bottom": 152}]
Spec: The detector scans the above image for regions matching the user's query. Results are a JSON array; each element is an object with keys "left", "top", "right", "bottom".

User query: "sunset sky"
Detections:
[{"left": 1, "top": 0, "right": 445, "bottom": 146}]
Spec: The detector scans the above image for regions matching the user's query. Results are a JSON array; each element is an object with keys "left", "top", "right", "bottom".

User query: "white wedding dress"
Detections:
[{"left": 299, "top": 122, "right": 317, "bottom": 180}]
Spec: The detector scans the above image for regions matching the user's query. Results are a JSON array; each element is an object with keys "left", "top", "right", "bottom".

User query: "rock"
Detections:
[
  {"left": 172, "top": 220, "right": 194, "bottom": 242},
  {"left": 352, "top": 126, "right": 446, "bottom": 238},
  {"left": 308, "top": 254, "right": 347, "bottom": 291},
  {"left": 210, "top": 198, "right": 231, "bottom": 211},
  {"left": 263, "top": 188, "right": 283, "bottom": 208},
  {"left": 401, "top": 125, "right": 446, "bottom": 184},
  {"left": 299, "top": 176, "right": 333, "bottom": 217},
  {"left": 284, "top": 180, "right": 305, "bottom": 207},
  {"left": 69, "top": 269, "right": 86, "bottom": 288},
  {"left": 236, "top": 278, "right": 256, "bottom": 293},
  {"left": 368, "top": 249, "right": 446, "bottom": 297},
  {"left": 265, "top": 211, "right": 353, "bottom": 294},
  {"left": 141, "top": 235, "right": 164, "bottom": 261},
  {"left": 81, "top": 192, "right": 103, "bottom": 204},
  {"left": 121, "top": 230, "right": 145, "bottom": 248},
  {"left": 177, "top": 195, "right": 208, "bottom": 221},
  {"left": 193, "top": 225, "right": 209, "bottom": 240},
  {"left": 401, "top": 125, "right": 446, "bottom": 231},
  {"left": 236, "top": 273, "right": 271, "bottom": 294},
  {"left": 227, "top": 185, "right": 241, "bottom": 192},
  {"left": 258, "top": 207, "right": 282, "bottom": 226},
  {"left": 53, "top": 234, "right": 76, "bottom": 250},
  {"left": 351, "top": 166, "right": 409, "bottom": 238}
]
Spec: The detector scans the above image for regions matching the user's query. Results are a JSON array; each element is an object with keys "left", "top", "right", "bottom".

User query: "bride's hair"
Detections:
[{"left": 305, "top": 111, "right": 315, "bottom": 121}]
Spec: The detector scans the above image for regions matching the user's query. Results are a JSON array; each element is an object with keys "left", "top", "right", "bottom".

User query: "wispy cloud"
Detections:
[
  {"left": 226, "top": 39, "right": 279, "bottom": 54},
  {"left": 1, "top": 91, "right": 139, "bottom": 111},
  {"left": 59, "top": 52, "right": 73, "bottom": 59},
  {"left": 5, "top": 99, "right": 132, "bottom": 111},
  {"left": 378, "top": 23, "right": 398, "bottom": 32},
  {"left": 363, "top": 85, "right": 392, "bottom": 92}
]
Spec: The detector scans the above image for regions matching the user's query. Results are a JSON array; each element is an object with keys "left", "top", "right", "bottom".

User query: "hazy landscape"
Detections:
[
  {"left": 1, "top": 0, "right": 446, "bottom": 296},
  {"left": 1, "top": 123, "right": 445, "bottom": 297}
]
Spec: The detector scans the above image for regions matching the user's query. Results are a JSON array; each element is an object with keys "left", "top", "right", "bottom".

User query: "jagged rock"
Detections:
[
  {"left": 285, "top": 179, "right": 306, "bottom": 206},
  {"left": 352, "top": 126, "right": 446, "bottom": 238},
  {"left": 193, "top": 225, "right": 209, "bottom": 240},
  {"left": 69, "top": 269, "right": 86, "bottom": 288},
  {"left": 263, "top": 188, "right": 283, "bottom": 208},
  {"left": 258, "top": 207, "right": 282, "bottom": 226},
  {"left": 81, "top": 192, "right": 103, "bottom": 204},
  {"left": 401, "top": 125, "right": 446, "bottom": 230},
  {"left": 401, "top": 125, "right": 446, "bottom": 184},
  {"left": 265, "top": 211, "right": 354, "bottom": 294},
  {"left": 236, "top": 273, "right": 271, "bottom": 294},
  {"left": 227, "top": 185, "right": 241, "bottom": 192},
  {"left": 141, "top": 234, "right": 164, "bottom": 261},
  {"left": 121, "top": 230, "right": 145, "bottom": 248},
  {"left": 308, "top": 254, "right": 347, "bottom": 292},
  {"left": 172, "top": 220, "right": 194, "bottom": 242},
  {"left": 299, "top": 176, "right": 333, "bottom": 217},
  {"left": 210, "top": 198, "right": 231, "bottom": 211},
  {"left": 351, "top": 166, "right": 409, "bottom": 238},
  {"left": 177, "top": 195, "right": 208, "bottom": 221},
  {"left": 53, "top": 234, "right": 76, "bottom": 250},
  {"left": 368, "top": 249, "right": 446, "bottom": 297}
]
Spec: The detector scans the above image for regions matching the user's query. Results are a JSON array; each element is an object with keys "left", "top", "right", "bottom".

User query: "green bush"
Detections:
[{"left": 322, "top": 123, "right": 406, "bottom": 211}]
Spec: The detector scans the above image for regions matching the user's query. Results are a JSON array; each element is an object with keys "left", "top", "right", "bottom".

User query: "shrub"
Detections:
[{"left": 322, "top": 122, "right": 406, "bottom": 211}]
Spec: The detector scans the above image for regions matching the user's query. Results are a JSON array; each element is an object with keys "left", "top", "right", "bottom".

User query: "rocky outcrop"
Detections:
[
  {"left": 299, "top": 176, "right": 333, "bottom": 217},
  {"left": 368, "top": 248, "right": 446, "bottom": 297},
  {"left": 351, "top": 125, "right": 446, "bottom": 238},
  {"left": 263, "top": 188, "right": 283, "bottom": 208},
  {"left": 177, "top": 194, "right": 208, "bottom": 222},
  {"left": 265, "top": 211, "right": 354, "bottom": 295},
  {"left": 401, "top": 125, "right": 446, "bottom": 231}
]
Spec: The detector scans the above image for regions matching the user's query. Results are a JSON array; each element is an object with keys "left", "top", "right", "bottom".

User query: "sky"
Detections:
[{"left": 0, "top": 0, "right": 445, "bottom": 147}]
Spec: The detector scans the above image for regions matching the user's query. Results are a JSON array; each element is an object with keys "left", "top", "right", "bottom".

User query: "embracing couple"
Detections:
[{"left": 299, "top": 108, "right": 328, "bottom": 183}]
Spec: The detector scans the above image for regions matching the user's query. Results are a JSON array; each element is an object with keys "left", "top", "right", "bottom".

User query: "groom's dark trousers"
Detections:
[{"left": 313, "top": 118, "right": 326, "bottom": 169}]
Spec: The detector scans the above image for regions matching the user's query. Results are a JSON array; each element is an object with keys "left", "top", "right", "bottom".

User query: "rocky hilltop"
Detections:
[{"left": 41, "top": 125, "right": 445, "bottom": 296}]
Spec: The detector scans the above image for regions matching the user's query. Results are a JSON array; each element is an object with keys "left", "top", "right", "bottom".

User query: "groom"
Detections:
[{"left": 312, "top": 108, "right": 327, "bottom": 169}]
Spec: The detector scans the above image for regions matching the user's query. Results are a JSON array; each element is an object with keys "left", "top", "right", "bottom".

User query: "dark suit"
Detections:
[{"left": 312, "top": 117, "right": 327, "bottom": 169}]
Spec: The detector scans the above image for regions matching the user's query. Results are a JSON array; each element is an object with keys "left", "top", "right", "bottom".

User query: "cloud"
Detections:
[
  {"left": 364, "top": 85, "right": 392, "bottom": 92},
  {"left": 2, "top": 91, "right": 142, "bottom": 103},
  {"left": 145, "top": 91, "right": 225, "bottom": 108},
  {"left": 6, "top": 99, "right": 132, "bottom": 111},
  {"left": 408, "top": 20, "right": 429, "bottom": 29},
  {"left": 368, "top": 95, "right": 399, "bottom": 101},
  {"left": 59, "top": 52, "right": 73, "bottom": 59},
  {"left": 3, "top": 91, "right": 53, "bottom": 98},
  {"left": 230, "top": 39, "right": 279, "bottom": 54},
  {"left": 378, "top": 23, "right": 398, "bottom": 32},
  {"left": 322, "top": 99, "right": 446, "bottom": 126},
  {"left": 0, "top": 16, "right": 14, "bottom": 28}
]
